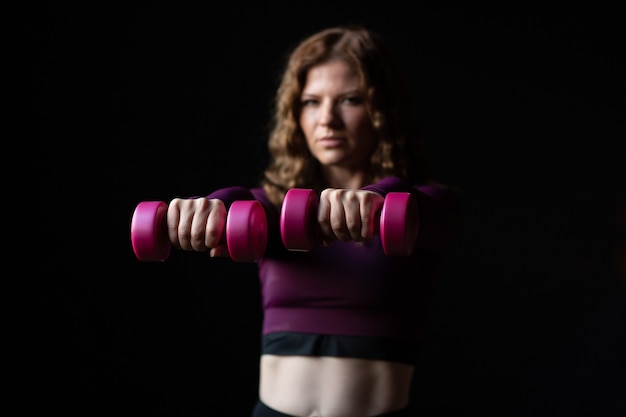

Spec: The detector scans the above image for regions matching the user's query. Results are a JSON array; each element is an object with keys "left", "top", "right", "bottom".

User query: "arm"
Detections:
[{"left": 205, "top": 186, "right": 258, "bottom": 207}]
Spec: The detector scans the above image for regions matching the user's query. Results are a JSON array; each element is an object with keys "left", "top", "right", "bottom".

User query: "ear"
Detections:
[{"left": 372, "top": 110, "right": 384, "bottom": 129}]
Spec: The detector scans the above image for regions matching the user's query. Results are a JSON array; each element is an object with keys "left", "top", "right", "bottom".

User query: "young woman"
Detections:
[{"left": 166, "top": 26, "right": 460, "bottom": 417}]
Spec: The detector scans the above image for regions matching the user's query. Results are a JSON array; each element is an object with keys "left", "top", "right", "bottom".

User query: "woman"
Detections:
[{"left": 167, "top": 26, "right": 460, "bottom": 417}]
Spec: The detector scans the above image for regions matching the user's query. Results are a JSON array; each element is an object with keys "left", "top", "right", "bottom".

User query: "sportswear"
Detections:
[{"left": 206, "top": 177, "right": 460, "bottom": 362}]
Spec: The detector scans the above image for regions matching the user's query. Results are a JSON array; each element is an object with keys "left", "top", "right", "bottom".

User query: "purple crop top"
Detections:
[{"left": 206, "top": 177, "right": 460, "bottom": 358}]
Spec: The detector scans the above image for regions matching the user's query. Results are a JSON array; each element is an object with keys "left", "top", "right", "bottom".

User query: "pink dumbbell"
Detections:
[
  {"left": 130, "top": 199, "right": 268, "bottom": 262},
  {"left": 280, "top": 188, "right": 418, "bottom": 256}
]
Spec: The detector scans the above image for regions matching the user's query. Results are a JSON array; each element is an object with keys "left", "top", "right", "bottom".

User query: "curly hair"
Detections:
[{"left": 262, "top": 25, "right": 430, "bottom": 206}]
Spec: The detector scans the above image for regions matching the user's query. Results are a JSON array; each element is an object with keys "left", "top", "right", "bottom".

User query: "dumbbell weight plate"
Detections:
[
  {"left": 280, "top": 188, "right": 319, "bottom": 251},
  {"left": 379, "top": 192, "right": 418, "bottom": 256},
  {"left": 226, "top": 200, "right": 268, "bottom": 262},
  {"left": 131, "top": 201, "right": 171, "bottom": 262}
]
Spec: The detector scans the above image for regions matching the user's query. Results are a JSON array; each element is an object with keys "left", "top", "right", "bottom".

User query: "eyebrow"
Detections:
[{"left": 300, "top": 89, "right": 363, "bottom": 97}]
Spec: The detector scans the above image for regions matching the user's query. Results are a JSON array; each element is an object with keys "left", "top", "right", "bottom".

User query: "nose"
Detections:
[{"left": 318, "top": 101, "right": 339, "bottom": 127}]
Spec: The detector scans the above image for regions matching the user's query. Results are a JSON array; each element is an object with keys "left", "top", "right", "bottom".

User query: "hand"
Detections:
[
  {"left": 167, "top": 197, "right": 230, "bottom": 257},
  {"left": 317, "top": 188, "right": 385, "bottom": 245}
]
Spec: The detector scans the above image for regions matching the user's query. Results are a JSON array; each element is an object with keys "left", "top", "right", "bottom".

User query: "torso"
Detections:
[
  {"left": 245, "top": 181, "right": 451, "bottom": 416},
  {"left": 259, "top": 354, "right": 414, "bottom": 417}
]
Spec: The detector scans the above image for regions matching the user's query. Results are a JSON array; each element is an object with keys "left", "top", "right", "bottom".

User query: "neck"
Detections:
[{"left": 322, "top": 166, "right": 366, "bottom": 189}]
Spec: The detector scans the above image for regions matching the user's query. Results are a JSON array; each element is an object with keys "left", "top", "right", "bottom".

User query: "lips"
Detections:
[{"left": 318, "top": 136, "right": 344, "bottom": 148}]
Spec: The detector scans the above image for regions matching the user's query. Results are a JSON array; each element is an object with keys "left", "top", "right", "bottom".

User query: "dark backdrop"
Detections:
[{"left": 34, "top": 2, "right": 624, "bottom": 416}]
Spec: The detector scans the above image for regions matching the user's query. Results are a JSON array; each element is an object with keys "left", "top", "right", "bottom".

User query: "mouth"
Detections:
[{"left": 318, "top": 136, "right": 345, "bottom": 148}]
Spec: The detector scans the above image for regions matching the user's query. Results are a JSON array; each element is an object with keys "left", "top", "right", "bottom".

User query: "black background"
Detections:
[{"left": 33, "top": 2, "right": 624, "bottom": 416}]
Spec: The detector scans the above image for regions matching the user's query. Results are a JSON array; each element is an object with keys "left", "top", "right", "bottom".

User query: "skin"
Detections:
[
  {"left": 166, "top": 59, "right": 414, "bottom": 416},
  {"left": 299, "top": 59, "right": 384, "bottom": 245},
  {"left": 299, "top": 59, "right": 377, "bottom": 190},
  {"left": 259, "top": 356, "right": 413, "bottom": 417}
]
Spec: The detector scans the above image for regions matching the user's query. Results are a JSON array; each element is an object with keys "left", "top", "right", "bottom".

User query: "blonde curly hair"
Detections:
[{"left": 262, "top": 25, "right": 430, "bottom": 206}]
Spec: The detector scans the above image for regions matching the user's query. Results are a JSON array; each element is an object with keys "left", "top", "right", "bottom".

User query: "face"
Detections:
[{"left": 299, "top": 59, "right": 378, "bottom": 173}]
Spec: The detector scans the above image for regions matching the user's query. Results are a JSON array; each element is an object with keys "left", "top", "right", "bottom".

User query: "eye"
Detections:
[
  {"left": 301, "top": 98, "right": 319, "bottom": 107},
  {"left": 343, "top": 96, "right": 365, "bottom": 105}
]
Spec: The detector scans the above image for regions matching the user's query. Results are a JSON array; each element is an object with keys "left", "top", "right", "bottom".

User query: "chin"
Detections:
[
  {"left": 317, "top": 158, "right": 347, "bottom": 167},
  {"left": 315, "top": 152, "right": 348, "bottom": 165}
]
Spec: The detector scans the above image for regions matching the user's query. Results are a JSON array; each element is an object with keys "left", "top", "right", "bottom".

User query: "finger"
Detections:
[
  {"left": 205, "top": 200, "right": 226, "bottom": 249},
  {"left": 189, "top": 198, "right": 227, "bottom": 252},
  {"left": 210, "top": 243, "right": 230, "bottom": 258},
  {"left": 167, "top": 198, "right": 184, "bottom": 249},
  {"left": 317, "top": 188, "right": 336, "bottom": 244},
  {"left": 359, "top": 192, "right": 384, "bottom": 240},
  {"left": 342, "top": 191, "right": 363, "bottom": 242},
  {"left": 189, "top": 200, "right": 213, "bottom": 252},
  {"left": 329, "top": 190, "right": 351, "bottom": 242}
]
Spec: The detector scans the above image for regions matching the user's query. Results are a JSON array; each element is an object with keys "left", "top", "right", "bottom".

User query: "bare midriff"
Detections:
[{"left": 259, "top": 354, "right": 414, "bottom": 417}]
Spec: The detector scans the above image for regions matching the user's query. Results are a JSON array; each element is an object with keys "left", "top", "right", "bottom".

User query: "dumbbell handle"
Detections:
[
  {"left": 280, "top": 188, "right": 418, "bottom": 256},
  {"left": 130, "top": 199, "right": 267, "bottom": 262}
]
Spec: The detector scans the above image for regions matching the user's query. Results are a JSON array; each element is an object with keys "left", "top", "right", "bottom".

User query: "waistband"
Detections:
[{"left": 261, "top": 332, "right": 419, "bottom": 365}]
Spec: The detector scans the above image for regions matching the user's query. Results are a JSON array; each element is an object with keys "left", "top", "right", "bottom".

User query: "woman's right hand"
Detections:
[
  {"left": 317, "top": 188, "right": 386, "bottom": 245},
  {"left": 166, "top": 197, "right": 230, "bottom": 257}
]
